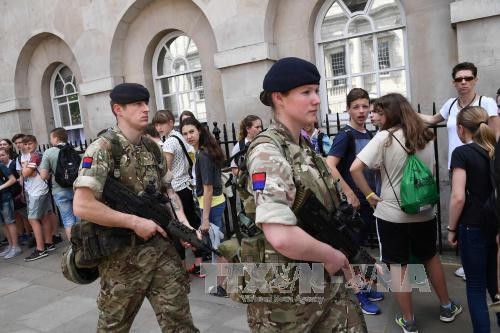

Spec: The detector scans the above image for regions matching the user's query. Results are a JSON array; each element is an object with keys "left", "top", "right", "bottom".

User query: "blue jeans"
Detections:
[
  {"left": 53, "top": 189, "right": 77, "bottom": 228},
  {"left": 458, "top": 224, "right": 499, "bottom": 332},
  {"left": 202, "top": 202, "right": 226, "bottom": 230}
]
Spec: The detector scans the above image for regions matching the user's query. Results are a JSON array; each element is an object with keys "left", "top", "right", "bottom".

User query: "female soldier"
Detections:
[
  {"left": 350, "top": 93, "right": 462, "bottom": 333},
  {"left": 245, "top": 57, "right": 366, "bottom": 332}
]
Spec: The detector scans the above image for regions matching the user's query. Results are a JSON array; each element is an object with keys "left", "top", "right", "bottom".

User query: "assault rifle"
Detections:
[
  {"left": 102, "top": 176, "right": 220, "bottom": 256},
  {"left": 293, "top": 189, "right": 376, "bottom": 281}
]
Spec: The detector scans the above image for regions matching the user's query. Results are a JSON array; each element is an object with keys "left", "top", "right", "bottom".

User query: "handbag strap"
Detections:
[
  {"left": 382, "top": 130, "right": 404, "bottom": 208},
  {"left": 170, "top": 134, "right": 193, "bottom": 179}
]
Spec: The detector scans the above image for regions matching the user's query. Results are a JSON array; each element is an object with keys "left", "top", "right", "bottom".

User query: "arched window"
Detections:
[
  {"left": 315, "top": 0, "right": 408, "bottom": 115},
  {"left": 153, "top": 33, "right": 206, "bottom": 122},
  {"left": 50, "top": 64, "right": 85, "bottom": 142}
]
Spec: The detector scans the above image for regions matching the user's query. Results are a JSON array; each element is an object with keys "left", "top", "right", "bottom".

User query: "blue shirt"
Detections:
[{"left": 328, "top": 125, "right": 377, "bottom": 203}]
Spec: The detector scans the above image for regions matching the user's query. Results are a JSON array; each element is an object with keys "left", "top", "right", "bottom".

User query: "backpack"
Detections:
[
  {"left": 54, "top": 144, "right": 82, "bottom": 188},
  {"left": 447, "top": 96, "right": 483, "bottom": 117},
  {"left": 383, "top": 131, "right": 439, "bottom": 214},
  {"left": 340, "top": 125, "right": 373, "bottom": 156},
  {"left": 467, "top": 143, "right": 498, "bottom": 233}
]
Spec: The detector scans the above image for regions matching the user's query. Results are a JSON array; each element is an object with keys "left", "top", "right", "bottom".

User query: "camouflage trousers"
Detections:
[
  {"left": 246, "top": 281, "right": 367, "bottom": 333},
  {"left": 96, "top": 236, "right": 199, "bottom": 333}
]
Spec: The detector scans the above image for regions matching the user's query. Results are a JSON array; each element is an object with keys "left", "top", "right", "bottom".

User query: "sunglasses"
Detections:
[{"left": 453, "top": 76, "right": 475, "bottom": 83}]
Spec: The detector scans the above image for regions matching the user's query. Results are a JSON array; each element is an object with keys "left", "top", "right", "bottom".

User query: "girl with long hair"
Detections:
[
  {"left": 351, "top": 93, "right": 462, "bottom": 332},
  {"left": 180, "top": 117, "right": 227, "bottom": 296},
  {"left": 448, "top": 106, "right": 499, "bottom": 332}
]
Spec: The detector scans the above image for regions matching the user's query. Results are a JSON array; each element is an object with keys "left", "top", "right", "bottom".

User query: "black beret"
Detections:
[
  {"left": 260, "top": 57, "right": 320, "bottom": 106},
  {"left": 110, "top": 83, "right": 150, "bottom": 105}
]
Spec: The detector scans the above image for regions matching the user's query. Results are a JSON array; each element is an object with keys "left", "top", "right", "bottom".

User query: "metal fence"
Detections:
[{"left": 35, "top": 103, "right": 448, "bottom": 252}]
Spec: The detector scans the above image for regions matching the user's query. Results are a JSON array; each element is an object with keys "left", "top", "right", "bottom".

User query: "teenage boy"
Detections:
[
  {"left": 18, "top": 135, "right": 54, "bottom": 261},
  {"left": 326, "top": 88, "right": 383, "bottom": 315},
  {"left": 40, "top": 128, "right": 78, "bottom": 240}
]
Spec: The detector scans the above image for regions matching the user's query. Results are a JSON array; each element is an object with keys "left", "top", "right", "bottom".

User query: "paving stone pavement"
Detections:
[{"left": 0, "top": 240, "right": 498, "bottom": 332}]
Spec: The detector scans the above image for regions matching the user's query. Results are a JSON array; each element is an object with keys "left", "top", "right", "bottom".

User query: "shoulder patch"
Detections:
[
  {"left": 82, "top": 157, "right": 93, "bottom": 169},
  {"left": 252, "top": 172, "right": 266, "bottom": 191}
]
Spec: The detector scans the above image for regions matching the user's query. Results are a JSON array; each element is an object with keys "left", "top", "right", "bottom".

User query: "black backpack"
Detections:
[{"left": 54, "top": 144, "right": 82, "bottom": 188}]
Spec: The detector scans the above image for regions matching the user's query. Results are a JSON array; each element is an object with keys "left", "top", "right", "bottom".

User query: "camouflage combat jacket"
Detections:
[{"left": 71, "top": 127, "right": 167, "bottom": 266}]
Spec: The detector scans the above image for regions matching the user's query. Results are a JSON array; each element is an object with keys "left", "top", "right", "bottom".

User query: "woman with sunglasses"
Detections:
[
  {"left": 420, "top": 62, "right": 499, "bottom": 172},
  {"left": 420, "top": 62, "right": 499, "bottom": 281}
]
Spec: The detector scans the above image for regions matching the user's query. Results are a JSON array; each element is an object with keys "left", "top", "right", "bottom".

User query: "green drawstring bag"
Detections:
[
  {"left": 384, "top": 132, "right": 439, "bottom": 215},
  {"left": 400, "top": 154, "right": 439, "bottom": 214}
]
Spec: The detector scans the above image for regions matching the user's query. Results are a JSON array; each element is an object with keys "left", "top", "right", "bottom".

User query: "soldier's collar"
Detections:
[{"left": 270, "top": 120, "right": 306, "bottom": 146}]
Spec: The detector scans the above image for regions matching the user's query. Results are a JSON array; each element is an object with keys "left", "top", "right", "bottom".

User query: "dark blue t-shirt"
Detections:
[
  {"left": 328, "top": 125, "right": 376, "bottom": 202},
  {"left": 0, "top": 163, "right": 13, "bottom": 202}
]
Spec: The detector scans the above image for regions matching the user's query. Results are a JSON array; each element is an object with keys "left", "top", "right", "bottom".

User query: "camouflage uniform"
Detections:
[
  {"left": 73, "top": 127, "right": 198, "bottom": 333},
  {"left": 245, "top": 122, "right": 367, "bottom": 333}
]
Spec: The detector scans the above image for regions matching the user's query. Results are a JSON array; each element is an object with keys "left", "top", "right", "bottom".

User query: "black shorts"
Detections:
[{"left": 376, "top": 217, "right": 437, "bottom": 265}]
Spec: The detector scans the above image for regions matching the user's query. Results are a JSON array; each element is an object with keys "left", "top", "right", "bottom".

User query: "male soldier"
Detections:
[{"left": 73, "top": 83, "right": 199, "bottom": 332}]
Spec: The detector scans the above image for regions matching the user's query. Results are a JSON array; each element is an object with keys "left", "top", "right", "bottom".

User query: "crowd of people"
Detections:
[{"left": 0, "top": 59, "right": 499, "bottom": 333}]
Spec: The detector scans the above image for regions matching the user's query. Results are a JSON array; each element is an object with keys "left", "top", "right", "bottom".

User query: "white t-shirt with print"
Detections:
[
  {"left": 357, "top": 128, "right": 436, "bottom": 223},
  {"left": 16, "top": 152, "right": 49, "bottom": 196},
  {"left": 439, "top": 96, "right": 497, "bottom": 169},
  {"left": 162, "top": 130, "right": 194, "bottom": 192}
]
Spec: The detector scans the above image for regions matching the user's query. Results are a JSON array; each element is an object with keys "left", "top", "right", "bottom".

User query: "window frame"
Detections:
[
  {"left": 315, "top": 0, "right": 410, "bottom": 116},
  {"left": 152, "top": 32, "right": 206, "bottom": 122},
  {"left": 49, "top": 64, "right": 84, "bottom": 131}
]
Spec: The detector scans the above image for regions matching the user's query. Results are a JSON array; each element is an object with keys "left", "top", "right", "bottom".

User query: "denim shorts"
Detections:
[
  {"left": 53, "top": 189, "right": 78, "bottom": 228},
  {"left": 27, "top": 193, "right": 52, "bottom": 220},
  {"left": 0, "top": 200, "right": 15, "bottom": 225}
]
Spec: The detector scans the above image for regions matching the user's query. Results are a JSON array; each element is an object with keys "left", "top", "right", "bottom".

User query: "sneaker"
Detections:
[
  {"left": 395, "top": 313, "right": 418, "bottom": 333},
  {"left": 209, "top": 285, "right": 228, "bottom": 298},
  {"left": 52, "top": 234, "right": 63, "bottom": 244},
  {"left": 454, "top": 267, "right": 465, "bottom": 278},
  {"left": 4, "top": 246, "right": 22, "bottom": 259},
  {"left": 440, "top": 300, "right": 463, "bottom": 322},
  {"left": 366, "top": 289, "right": 384, "bottom": 302},
  {"left": 0, "top": 245, "right": 12, "bottom": 257},
  {"left": 24, "top": 249, "right": 48, "bottom": 262},
  {"left": 187, "top": 265, "right": 206, "bottom": 278},
  {"left": 356, "top": 292, "right": 381, "bottom": 315},
  {"left": 45, "top": 243, "right": 56, "bottom": 252}
]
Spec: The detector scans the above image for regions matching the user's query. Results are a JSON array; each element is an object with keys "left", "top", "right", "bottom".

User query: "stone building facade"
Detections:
[{"left": 0, "top": 0, "right": 498, "bottom": 147}]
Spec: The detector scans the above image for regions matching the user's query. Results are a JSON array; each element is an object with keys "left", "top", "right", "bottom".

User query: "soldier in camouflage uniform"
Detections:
[
  {"left": 73, "top": 83, "right": 199, "bottom": 333},
  {"left": 245, "top": 58, "right": 367, "bottom": 332}
]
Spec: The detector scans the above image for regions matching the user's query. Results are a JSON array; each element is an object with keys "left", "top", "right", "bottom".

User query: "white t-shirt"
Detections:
[
  {"left": 162, "top": 130, "right": 194, "bottom": 192},
  {"left": 357, "top": 129, "right": 436, "bottom": 223},
  {"left": 439, "top": 96, "right": 497, "bottom": 169},
  {"left": 230, "top": 138, "right": 249, "bottom": 168},
  {"left": 16, "top": 152, "right": 49, "bottom": 196}
]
